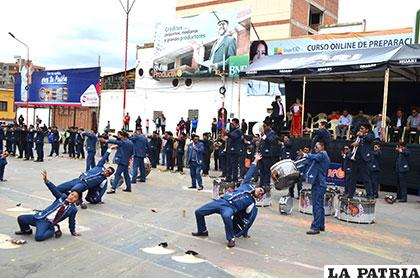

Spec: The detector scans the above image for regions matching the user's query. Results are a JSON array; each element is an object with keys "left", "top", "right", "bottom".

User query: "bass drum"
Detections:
[
  {"left": 252, "top": 122, "right": 264, "bottom": 136},
  {"left": 270, "top": 159, "right": 300, "bottom": 191}
]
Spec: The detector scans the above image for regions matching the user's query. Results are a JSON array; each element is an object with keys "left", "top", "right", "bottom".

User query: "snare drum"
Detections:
[
  {"left": 337, "top": 196, "right": 376, "bottom": 224},
  {"left": 299, "top": 189, "right": 335, "bottom": 216},
  {"left": 270, "top": 159, "right": 300, "bottom": 191}
]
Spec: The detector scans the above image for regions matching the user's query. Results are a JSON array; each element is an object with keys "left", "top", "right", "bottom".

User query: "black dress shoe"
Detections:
[
  {"left": 15, "top": 229, "right": 33, "bottom": 235},
  {"left": 107, "top": 190, "right": 116, "bottom": 194},
  {"left": 197, "top": 186, "right": 204, "bottom": 191},
  {"left": 188, "top": 186, "right": 197, "bottom": 189},
  {"left": 55, "top": 226, "right": 62, "bottom": 238},
  {"left": 306, "top": 229, "right": 320, "bottom": 235},
  {"left": 139, "top": 180, "right": 146, "bottom": 183},
  {"left": 399, "top": 199, "right": 407, "bottom": 203},
  {"left": 227, "top": 240, "right": 235, "bottom": 248},
  {"left": 191, "top": 231, "right": 208, "bottom": 237},
  {"left": 80, "top": 203, "right": 88, "bottom": 209},
  {"left": 320, "top": 228, "right": 325, "bottom": 232},
  {"left": 122, "top": 189, "right": 131, "bottom": 192}
]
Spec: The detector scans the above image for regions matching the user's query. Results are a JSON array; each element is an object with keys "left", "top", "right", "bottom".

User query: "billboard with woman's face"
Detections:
[
  {"left": 248, "top": 40, "right": 285, "bottom": 97},
  {"left": 153, "top": 9, "right": 251, "bottom": 78}
]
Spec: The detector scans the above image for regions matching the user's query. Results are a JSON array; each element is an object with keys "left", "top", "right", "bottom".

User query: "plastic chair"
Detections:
[{"left": 328, "top": 119, "right": 338, "bottom": 139}]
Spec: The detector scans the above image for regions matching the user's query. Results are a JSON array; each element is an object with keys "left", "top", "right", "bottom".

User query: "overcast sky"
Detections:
[{"left": 0, "top": 0, "right": 419, "bottom": 73}]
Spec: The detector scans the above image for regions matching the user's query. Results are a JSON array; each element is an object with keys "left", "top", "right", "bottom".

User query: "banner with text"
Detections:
[
  {"left": 153, "top": 9, "right": 251, "bottom": 78},
  {"left": 15, "top": 67, "right": 101, "bottom": 107}
]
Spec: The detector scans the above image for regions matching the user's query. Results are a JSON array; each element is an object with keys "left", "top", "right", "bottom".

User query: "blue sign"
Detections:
[
  {"left": 326, "top": 162, "right": 345, "bottom": 187},
  {"left": 15, "top": 67, "right": 101, "bottom": 107}
]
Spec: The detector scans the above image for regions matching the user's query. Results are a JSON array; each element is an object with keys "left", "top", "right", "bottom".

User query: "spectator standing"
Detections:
[
  {"left": 155, "top": 116, "right": 161, "bottom": 133},
  {"left": 270, "top": 96, "right": 285, "bottom": 135},
  {"left": 191, "top": 117, "right": 198, "bottom": 134},
  {"left": 241, "top": 119, "right": 248, "bottom": 135},
  {"left": 135, "top": 116, "right": 142, "bottom": 130},
  {"left": 161, "top": 114, "right": 167, "bottom": 133},
  {"left": 185, "top": 117, "right": 191, "bottom": 136},
  {"left": 145, "top": 119, "right": 150, "bottom": 134},
  {"left": 123, "top": 113, "right": 130, "bottom": 131},
  {"left": 211, "top": 118, "right": 217, "bottom": 138}
]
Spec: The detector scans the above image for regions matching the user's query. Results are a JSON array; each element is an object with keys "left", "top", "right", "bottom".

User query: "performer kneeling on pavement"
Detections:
[
  {"left": 298, "top": 141, "right": 330, "bottom": 235},
  {"left": 15, "top": 170, "right": 81, "bottom": 241},
  {"left": 56, "top": 146, "right": 116, "bottom": 207},
  {"left": 192, "top": 153, "right": 264, "bottom": 248}
]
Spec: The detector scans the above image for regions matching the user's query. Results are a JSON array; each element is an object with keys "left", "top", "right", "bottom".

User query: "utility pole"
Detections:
[{"left": 118, "top": 0, "right": 136, "bottom": 125}]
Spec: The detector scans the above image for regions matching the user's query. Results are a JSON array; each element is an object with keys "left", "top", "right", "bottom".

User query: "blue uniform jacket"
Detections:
[
  {"left": 260, "top": 129, "right": 276, "bottom": 158},
  {"left": 27, "top": 130, "right": 35, "bottom": 143},
  {"left": 51, "top": 131, "right": 60, "bottom": 143},
  {"left": 129, "top": 135, "right": 149, "bottom": 158},
  {"left": 311, "top": 128, "right": 331, "bottom": 149},
  {"left": 226, "top": 127, "right": 242, "bottom": 154},
  {"left": 187, "top": 142, "right": 204, "bottom": 165},
  {"left": 396, "top": 149, "right": 410, "bottom": 173},
  {"left": 342, "top": 152, "right": 353, "bottom": 174},
  {"left": 68, "top": 131, "right": 76, "bottom": 144},
  {"left": 305, "top": 151, "right": 330, "bottom": 187},
  {"left": 108, "top": 139, "right": 134, "bottom": 166},
  {"left": 370, "top": 150, "right": 381, "bottom": 172},
  {"left": 76, "top": 133, "right": 85, "bottom": 145},
  {"left": 222, "top": 164, "right": 258, "bottom": 236},
  {"left": 176, "top": 138, "right": 186, "bottom": 154},
  {"left": 35, "top": 131, "right": 45, "bottom": 145},
  {"left": 78, "top": 151, "right": 111, "bottom": 189},
  {"left": 83, "top": 132, "right": 98, "bottom": 153},
  {"left": 355, "top": 132, "right": 374, "bottom": 162},
  {"left": 164, "top": 138, "right": 174, "bottom": 153},
  {"left": 280, "top": 141, "right": 293, "bottom": 160},
  {"left": 221, "top": 163, "right": 257, "bottom": 211},
  {"left": 34, "top": 181, "right": 78, "bottom": 233}
]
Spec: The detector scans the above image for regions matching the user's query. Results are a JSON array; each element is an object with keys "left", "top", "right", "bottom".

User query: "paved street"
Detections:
[{"left": 1, "top": 150, "right": 420, "bottom": 278}]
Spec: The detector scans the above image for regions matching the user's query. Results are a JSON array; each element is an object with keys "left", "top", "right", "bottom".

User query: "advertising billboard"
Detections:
[
  {"left": 14, "top": 67, "right": 101, "bottom": 107},
  {"left": 247, "top": 28, "right": 413, "bottom": 96},
  {"left": 153, "top": 9, "right": 251, "bottom": 78}
]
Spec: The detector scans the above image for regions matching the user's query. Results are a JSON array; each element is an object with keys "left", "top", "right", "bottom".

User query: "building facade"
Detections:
[
  {"left": 0, "top": 88, "right": 16, "bottom": 122},
  {"left": 98, "top": 0, "right": 339, "bottom": 134},
  {"left": 176, "top": 0, "right": 339, "bottom": 38}
]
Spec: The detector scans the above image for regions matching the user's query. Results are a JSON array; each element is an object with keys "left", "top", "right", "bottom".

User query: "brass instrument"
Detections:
[{"left": 351, "top": 137, "right": 360, "bottom": 160}]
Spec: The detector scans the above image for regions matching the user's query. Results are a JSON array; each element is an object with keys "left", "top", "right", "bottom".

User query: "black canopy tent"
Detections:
[{"left": 240, "top": 44, "right": 420, "bottom": 141}]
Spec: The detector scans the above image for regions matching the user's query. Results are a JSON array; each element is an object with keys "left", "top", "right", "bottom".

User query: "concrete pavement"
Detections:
[{"left": 0, "top": 150, "right": 419, "bottom": 278}]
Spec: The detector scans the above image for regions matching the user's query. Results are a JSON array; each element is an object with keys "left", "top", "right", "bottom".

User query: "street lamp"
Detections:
[
  {"left": 9, "top": 32, "right": 30, "bottom": 125},
  {"left": 118, "top": 0, "right": 136, "bottom": 128}
]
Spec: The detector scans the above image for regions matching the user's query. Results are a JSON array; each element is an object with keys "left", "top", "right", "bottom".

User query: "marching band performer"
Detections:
[{"left": 298, "top": 141, "right": 330, "bottom": 235}]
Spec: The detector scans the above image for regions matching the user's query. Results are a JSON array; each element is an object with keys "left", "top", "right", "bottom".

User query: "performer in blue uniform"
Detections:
[
  {"left": 83, "top": 129, "right": 98, "bottom": 171},
  {"left": 192, "top": 153, "right": 264, "bottom": 248},
  {"left": 129, "top": 128, "right": 149, "bottom": 183},
  {"left": 56, "top": 147, "right": 115, "bottom": 205},
  {"left": 298, "top": 141, "right": 330, "bottom": 235},
  {"left": 104, "top": 131, "right": 134, "bottom": 194},
  {"left": 15, "top": 171, "right": 82, "bottom": 241}
]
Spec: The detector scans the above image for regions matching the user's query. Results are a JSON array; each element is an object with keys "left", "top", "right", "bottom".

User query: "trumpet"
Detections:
[{"left": 350, "top": 137, "right": 360, "bottom": 160}]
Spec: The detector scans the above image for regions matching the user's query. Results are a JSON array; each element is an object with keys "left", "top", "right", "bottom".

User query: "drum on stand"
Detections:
[
  {"left": 278, "top": 195, "right": 293, "bottom": 214},
  {"left": 337, "top": 196, "right": 376, "bottom": 224},
  {"left": 298, "top": 188, "right": 335, "bottom": 216}
]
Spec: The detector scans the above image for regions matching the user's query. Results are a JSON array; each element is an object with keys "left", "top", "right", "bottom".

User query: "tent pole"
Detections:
[
  {"left": 381, "top": 68, "right": 390, "bottom": 142},
  {"left": 301, "top": 76, "right": 307, "bottom": 136},
  {"left": 237, "top": 78, "right": 241, "bottom": 119}
]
